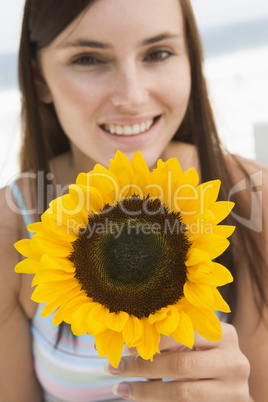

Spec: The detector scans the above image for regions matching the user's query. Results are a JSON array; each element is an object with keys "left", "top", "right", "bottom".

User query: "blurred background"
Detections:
[{"left": 0, "top": 0, "right": 268, "bottom": 187}]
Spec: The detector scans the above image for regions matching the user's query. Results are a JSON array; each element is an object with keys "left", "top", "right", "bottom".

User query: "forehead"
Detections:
[{"left": 50, "top": 0, "right": 185, "bottom": 48}]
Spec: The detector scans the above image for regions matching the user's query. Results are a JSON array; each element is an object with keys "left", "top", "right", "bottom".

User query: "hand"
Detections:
[{"left": 104, "top": 323, "right": 250, "bottom": 401}]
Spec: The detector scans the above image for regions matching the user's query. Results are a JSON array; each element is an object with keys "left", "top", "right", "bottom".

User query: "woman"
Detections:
[{"left": 0, "top": 0, "right": 267, "bottom": 400}]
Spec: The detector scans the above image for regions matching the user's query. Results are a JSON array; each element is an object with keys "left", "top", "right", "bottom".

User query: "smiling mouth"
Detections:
[{"left": 100, "top": 116, "right": 161, "bottom": 136}]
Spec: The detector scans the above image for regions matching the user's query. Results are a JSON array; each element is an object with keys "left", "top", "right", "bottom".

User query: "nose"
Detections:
[{"left": 110, "top": 62, "right": 149, "bottom": 110}]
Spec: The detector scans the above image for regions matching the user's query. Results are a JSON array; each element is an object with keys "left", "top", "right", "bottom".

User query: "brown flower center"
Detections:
[{"left": 69, "top": 196, "right": 191, "bottom": 319}]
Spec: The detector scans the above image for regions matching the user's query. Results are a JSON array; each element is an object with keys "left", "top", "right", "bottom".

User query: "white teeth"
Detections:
[
  {"left": 115, "top": 125, "right": 123, "bottom": 135},
  {"left": 123, "top": 126, "right": 132, "bottom": 135},
  {"left": 133, "top": 124, "right": 140, "bottom": 134},
  {"left": 146, "top": 120, "right": 152, "bottom": 129},
  {"left": 103, "top": 119, "right": 154, "bottom": 136}
]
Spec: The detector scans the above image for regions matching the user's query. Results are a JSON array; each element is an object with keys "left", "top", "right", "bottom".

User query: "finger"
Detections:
[
  {"left": 158, "top": 336, "right": 192, "bottom": 353},
  {"left": 105, "top": 348, "right": 226, "bottom": 380},
  {"left": 113, "top": 379, "right": 227, "bottom": 402}
]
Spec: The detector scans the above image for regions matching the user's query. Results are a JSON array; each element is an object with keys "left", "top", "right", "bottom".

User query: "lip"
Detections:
[
  {"left": 99, "top": 114, "right": 160, "bottom": 126},
  {"left": 100, "top": 115, "right": 162, "bottom": 145}
]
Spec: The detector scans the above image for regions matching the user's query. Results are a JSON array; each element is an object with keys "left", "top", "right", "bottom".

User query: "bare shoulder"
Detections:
[
  {"left": 0, "top": 184, "right": 42, "bottom": 399},
  {"left": 0, "top": 185, "right": 21, "bottom": 321},
  {"left": 0, "top": 182, "right": 37, "bottom": 321},
  {"left": 228, "top": 156, "right": 268, "bottom": 400},
  {"left": 227, "top": 154, "right": 268, "bottom": 234},
  {"left": 227, "top": 153, "right": 268, "bottom": 183}
]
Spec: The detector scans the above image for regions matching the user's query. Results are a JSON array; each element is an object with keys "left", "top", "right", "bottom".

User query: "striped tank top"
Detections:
[{"left": 11, "top": 182, "right": 141, "bottom": 402}]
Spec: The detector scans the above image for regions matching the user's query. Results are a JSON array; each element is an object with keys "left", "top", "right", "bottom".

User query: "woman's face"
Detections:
[{"left": 39, "top": 0, "right": 191, "bottom": 170}]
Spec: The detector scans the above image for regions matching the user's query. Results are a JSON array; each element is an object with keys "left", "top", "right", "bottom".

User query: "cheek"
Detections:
[
  {"left": 46, "top": 70, "right": 108, "bottom": 121},
  {"left": 157, "top": 62, "right": 191, "bottom": 115}
]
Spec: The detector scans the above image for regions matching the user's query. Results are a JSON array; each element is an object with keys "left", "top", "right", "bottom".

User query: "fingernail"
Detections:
[
  {"left": 104, "top": 359, "right": 124, "bottom": 374},
  {"left": 113, "top": 383, "right": 130, "bottom": 399}
]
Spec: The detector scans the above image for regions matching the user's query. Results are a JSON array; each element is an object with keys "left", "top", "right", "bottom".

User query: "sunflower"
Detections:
[{"left": 14, "top": 151, "right": 234, "bottom": 368}]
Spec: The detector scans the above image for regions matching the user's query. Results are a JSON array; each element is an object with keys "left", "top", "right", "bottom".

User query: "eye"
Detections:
[
  {"left": 145, "top": 50, "right": 172, "bottom": 62},
  {"left": 71, "top": 55, "right": 104, "bottom": 66}
]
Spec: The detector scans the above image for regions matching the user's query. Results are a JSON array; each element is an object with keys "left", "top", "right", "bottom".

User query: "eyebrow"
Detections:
[
  {"left": 58, "top": 32, "right": 182, "bottom": 49},
  {"left": 142, "top": 33, "right": 182, "bottom": 46}
]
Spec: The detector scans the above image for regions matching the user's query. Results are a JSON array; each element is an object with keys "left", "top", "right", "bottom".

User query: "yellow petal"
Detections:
[
  {"left": 148, "top": 308, "right": 169, "bottom": 324},
  {"left": 84, "top": 186, "right": 105, "bottom": 213},
  {"left": 176, "top": 167, "right": 199, "bottom": 188},
  {"left": 122, "top": 315, "right": 144, "bottom": 346},
  {"left": 86, "top": 304, "right": 109, "bottom": 335},
  {"left": 62, "top": 295, "right": 91, "bottom": 323},
  {"left": 14, "top": 258, "right": 40, "bottom": 274},
  {"left": 71, "top": 303, "right": 93, "bottom": 336},
  {"left": 185, "top": 303, "right": 222, "bottom": 342},
  {"left": 150, "top": 158, "right": 184, "bottom": 202},
  {"left": 27, "top": 222, "right": 44, "bottom": 233},
  {"left": 41, "top": 213, "right": 78, "bottom": 242},
  {"left": 196, "top": 180, "right": 221, "bottom": 212},
  {"left": 172, "top": 168, "right": 200, "bottom": 212},
  {"left": 87, "top": 165, "right": 120, "bottom": 205},
  {"left": 41, "top": 285, "right": 81, "bottom": 317},
  {"left": 192, "top": 262, "right": 233, "bottom": 287},
  {"left": 14, "top": 239, "right": 41, "bottom": 259},
  {"left": 31, "top": 279, "right": 79, "bottom": 303},
  {"left": 182, "top": 209, "right": 216, "bottom": 229},
  {"left": 109, "top": 151, "right": 135, "bottom": 194},
  {"left": 209, "top": 201, "right": 235, "bottom": 224},
  {"left": 186, "top": 261, "right": 214, "bottom": 280},
  {"left": 95, "top": 329, "right": 124, "bottom": 368},
  {"left": 41, "top": 255, "right": 75, "bottom": 273},
  {"left": 53, "top": 308, "right": 64, "bottom": 326},
  {"left": 76, "top": 172, "right": 90, "bottom": 186},
  {"left": 155, "top": 306, "right": 180, "bottom": 336},
  {"left": 184, "top": 281, "right": 215, "bottom": 310},
  {"left": 32, "top": 235, "right": 72, "bottom": 257},
  {"left": 132, "top": 151, "right": 150, "bottom": 176},
  {"left": 185, "top": 248, "right": 210, "bottom": 266},
  {"left": 106, "top": 331, "right": 125, "bottom": 368},
  {"left": 163, "top": 158, "right": 183, "bottom": 177},
  {"left": 68, "top": 183, "right": 87, "bottom": 211},
  {"left": 171, "top": 310, "right": 194, "bottom": 348},
  {"left": 45, "top": 211, "right": 86, "bottom": 233},
  {"left": 32, "top": 268, "right": 74, "bottom": 286},
  {"left": 105, "top": 311, "right": 129, "bottom": 332},
  {"left": 212, "top": 287, "right": 231, "bottom": 313},
  {"left": 213, "top": 262, "right": 234, "bottom": 284},
  {"left": 132, "top": 151, "right": 150, "bottom": 195},
  {"left": 49, "top": 193, "right": 88, "bottom": 222},
  {"left": 213, "top": 225, "right": 235, "bottom": 238},
  {"left": 136, "top": 319, "right": 160, "bottom": 361},
  {"left": 192, "top": 234, "right": 230, "bottom": 260}
]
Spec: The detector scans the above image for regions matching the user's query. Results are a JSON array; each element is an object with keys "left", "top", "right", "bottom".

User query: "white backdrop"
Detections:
[{"left": 1, "top": 1, "right": 268, "bottom": 52}]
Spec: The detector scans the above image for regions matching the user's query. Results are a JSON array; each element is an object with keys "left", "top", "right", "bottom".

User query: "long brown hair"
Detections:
[{"left": 18, "top": 0, "right": 267, "bottom": 321}]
